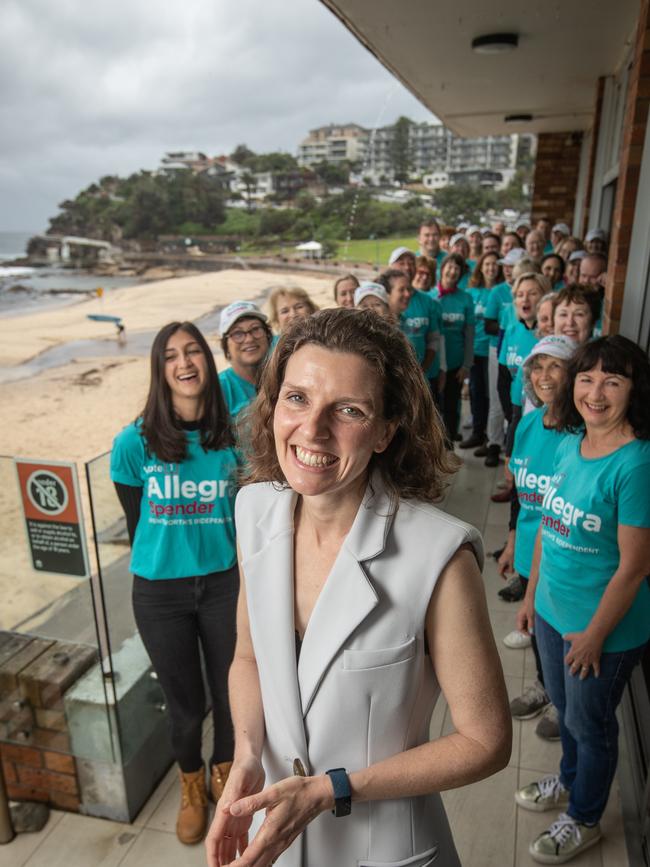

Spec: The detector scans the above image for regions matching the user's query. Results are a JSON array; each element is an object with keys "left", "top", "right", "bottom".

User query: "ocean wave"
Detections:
[{"left": 0, "top": 266, "right": 36, "bottom": 277}]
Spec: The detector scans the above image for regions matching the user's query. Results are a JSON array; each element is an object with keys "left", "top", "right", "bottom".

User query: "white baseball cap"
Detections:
[
  {"left": 450, "top": 232, "right": 467, "bottom": 247},
  {"left": 568, "top": 250, "right": 588, "bottom": 263},
  {"left": 585, "top": 228, "right": 606, "bottom": 243},
  {"left": 522, "top": 335, "right": 578, "bottom": 406},
  {"left": 466, "top": 225, "right": 481, "bottom": 236},
  {"left": 388, "top": 246, "right": 415, "bottom": 265},
  {"left": 515, "top": 220, "right": 530, "bottom": 231},
  {"left": 354, "top": 282, "right": 389, "bottom": 306},
  {"left": 552, "top": 223, "right": 570, "bottom": 236},
  {"left": 219, "top": 301, "right": 267, "bottom": 336},
  {"left": 498, "top": 248, "right": 526, "bottom": 266}
]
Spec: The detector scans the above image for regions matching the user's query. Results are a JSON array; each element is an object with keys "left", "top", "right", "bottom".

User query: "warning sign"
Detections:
[{"left": 15, "top": 460, "right": 90, "bottom": 578}]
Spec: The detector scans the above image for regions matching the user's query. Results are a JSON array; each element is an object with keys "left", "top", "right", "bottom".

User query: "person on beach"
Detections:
[
  {"left": 515, "top": 336, "right": 650, "bottom": 864},
  {"left": 218, "top": 301, "right": 272, "bottom": 421},
  {"left": 333, "top": 274, "right": 359, "bottom": 309},
  {"left": 205, "top": 308, "right": 511, "bottom": 867},
  {"left": 268, "top": 287, "right": 319, "bottom": 347},
  {"left": 110, "top": 321, "right": 240, "bottom": 845}
]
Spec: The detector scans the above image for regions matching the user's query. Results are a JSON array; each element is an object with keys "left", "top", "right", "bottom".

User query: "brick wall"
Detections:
[
  {"left": 1, "top": 743, "right": 80, "bottom": 812},
  {"left": 604, "top": 0, "right": 650, "bottom": 334},
  {"left": 0, "top": 632, "right": 96, "bottom": 813},
  {"left": 580, "top": 77, "right": 606, "bottom": 238},
  {"left": 531, "top": 132, "right": 584, "bottom": 227}
]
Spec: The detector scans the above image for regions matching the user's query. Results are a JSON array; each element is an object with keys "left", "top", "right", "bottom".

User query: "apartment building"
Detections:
[
  {"left": 297, "top": 124, "right": 368, "bottom": 166},
  {"left": 298, "top": 121, "right": 532, "bottom": 187}
]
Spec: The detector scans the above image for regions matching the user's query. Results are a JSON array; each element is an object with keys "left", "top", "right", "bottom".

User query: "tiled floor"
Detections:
[{"left": 0, "top": 442, "right": 630, "bottom": 866}]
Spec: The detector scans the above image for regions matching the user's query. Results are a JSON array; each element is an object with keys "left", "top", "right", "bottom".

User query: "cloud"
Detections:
[{"left": 0, "top": 0, "right": 435, "bottom": 230}]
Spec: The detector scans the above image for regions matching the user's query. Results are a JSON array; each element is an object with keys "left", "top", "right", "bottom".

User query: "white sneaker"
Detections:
[
  {"left": 530, "top": 811, "right": 601, "bottom": 863},
  {"left": 503, "top": 629, "right": 532, "bottom": 649}
]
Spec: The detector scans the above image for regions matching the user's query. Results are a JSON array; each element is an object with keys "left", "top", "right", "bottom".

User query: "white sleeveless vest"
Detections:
[{"left": 236, "top": 476, "right": 484, "bottom": 867}]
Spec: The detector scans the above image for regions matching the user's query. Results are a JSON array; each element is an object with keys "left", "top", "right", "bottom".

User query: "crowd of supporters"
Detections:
[{"left": 110, "top": 214, "right": 649, "bottom": 865}]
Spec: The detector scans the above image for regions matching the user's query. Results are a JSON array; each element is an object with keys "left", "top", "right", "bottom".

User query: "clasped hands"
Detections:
[
  {"left": 517, "top": 599, "right": 603, "bottom": 680},
  {"left": 206, "top": 760, "right": 334, "bottom": 867}
]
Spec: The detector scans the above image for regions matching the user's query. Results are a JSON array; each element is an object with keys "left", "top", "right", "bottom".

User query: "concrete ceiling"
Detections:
[{"left": 320, "top": 0, "right": 639, "bottom": 136}]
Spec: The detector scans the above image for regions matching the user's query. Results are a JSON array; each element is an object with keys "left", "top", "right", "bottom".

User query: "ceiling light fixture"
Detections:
[
  {"left": 471, "top": 33, "right": 519, "bottom": 54},
  {"left": 504, "top": 114, "right": 533, "bottom": 123}
]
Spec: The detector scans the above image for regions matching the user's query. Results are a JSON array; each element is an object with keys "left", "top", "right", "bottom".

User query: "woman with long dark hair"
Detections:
[
  {"left": 433, "top": 252, "right": 475, "bottom": 443},
  {"left": 110, "top": 321, "right": 240, "bottom": 845},
  {"left": 516, "top": 336, "right": 650, "bottom": 863},
  {"left": 460, "top": 251, "right": 503, "bottom": 449}
]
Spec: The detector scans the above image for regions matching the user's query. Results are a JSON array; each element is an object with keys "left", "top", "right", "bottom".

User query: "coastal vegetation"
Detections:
[{"left": 42, "top": 139, "right": 531, "bottom": 258}]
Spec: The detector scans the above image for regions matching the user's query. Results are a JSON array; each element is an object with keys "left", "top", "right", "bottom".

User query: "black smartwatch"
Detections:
[{"left": 325, "top": 767, "right": 352, "bottom": 817}]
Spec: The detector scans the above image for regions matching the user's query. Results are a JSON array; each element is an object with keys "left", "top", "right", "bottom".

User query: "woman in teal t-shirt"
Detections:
[
  {"left": 433, "top": 252, "right": 475, "bottom": 443},
  {"left": 110, "top": 321, "right": 239, "bottom": 845},
  {"left": 461, "top": 251, "right": 503, "bottom": 449},
  {"left": 515, "top": 336, "right": 650, "bottom": 863},
  {"left": 498, "top": 336, "right": 575, "bottom": 740}
]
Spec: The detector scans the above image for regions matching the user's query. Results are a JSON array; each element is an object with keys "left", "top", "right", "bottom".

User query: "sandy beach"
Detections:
[{"left": 0, "top": 267, "right": 337, "bottom": 632}]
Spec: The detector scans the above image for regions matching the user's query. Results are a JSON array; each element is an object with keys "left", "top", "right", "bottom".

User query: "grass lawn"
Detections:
[
  {"left": 337, "top": 236, "right": 419, "bottom": 265},
  {"left": 238, "top": 235, "right": 420, "bottom": 266}
]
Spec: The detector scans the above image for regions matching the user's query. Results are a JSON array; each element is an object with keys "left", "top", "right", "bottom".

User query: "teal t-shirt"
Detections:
[
  {"left": 498, "top": 319, "right": 538, "bottom": 374},
  {"left": 219, "top": 367, "right": 256, "bottom": 419},
  {"left": 511, "top": 364, "right": 525, "bottom": 407},
  {"left": 110, "top": 422, "right": 239, "bottom": 580},
  {"left": 484, "top": 281, "right": 512, "bottom": 348},
  {"left": 468, "top": 286, "right": 490, "bottom": 357},
  {"left": 508, "top": 409, "right": 568, "bottom": 577},
  {"left": 400, "top": 289, "right": 440, "bottom": 368},
  {"left": 536, "top": 435, "right": 650, "bottom": 652},
  {"left": 433, "top": 289, "right": 475, "bottom": 370}
]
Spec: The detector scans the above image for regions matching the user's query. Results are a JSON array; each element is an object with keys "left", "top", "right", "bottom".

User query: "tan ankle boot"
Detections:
[
  {"left": 176, "top": 767, "right": 208, "bottom": 844},
  {"left": 210, "top": 760, "right": 233, "bottom": 803}
]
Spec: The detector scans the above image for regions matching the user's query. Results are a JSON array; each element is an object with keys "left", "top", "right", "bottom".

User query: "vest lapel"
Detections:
[
  {"left": 240, "top": 488, "right": 308, "bottom": 764},
  {"left": 297, "top": 476, "right": 395, "bottom": 717}
]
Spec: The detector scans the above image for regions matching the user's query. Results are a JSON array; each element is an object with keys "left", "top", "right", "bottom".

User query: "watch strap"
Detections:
[{"left": 325, "top": 767, "right": 351, "bottom": 817}]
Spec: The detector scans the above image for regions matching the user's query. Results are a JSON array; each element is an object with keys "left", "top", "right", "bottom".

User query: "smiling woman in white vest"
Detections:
[{"left": 205, "top": 308, "right": 511, "bottom": 867}]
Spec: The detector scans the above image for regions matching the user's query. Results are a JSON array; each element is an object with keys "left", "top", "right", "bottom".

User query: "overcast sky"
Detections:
[{"left": 0, "top": 0, "right": 436, "bottom": 232}]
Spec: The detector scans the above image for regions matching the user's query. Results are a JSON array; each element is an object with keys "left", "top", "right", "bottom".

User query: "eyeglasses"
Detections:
[{"left": 227, "top": 324, "right": 266, "bottom": 344}]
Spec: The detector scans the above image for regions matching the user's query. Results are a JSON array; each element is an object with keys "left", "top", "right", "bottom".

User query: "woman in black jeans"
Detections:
[{"left": 110, "top": 321, "right": 239, "bottom": 845}]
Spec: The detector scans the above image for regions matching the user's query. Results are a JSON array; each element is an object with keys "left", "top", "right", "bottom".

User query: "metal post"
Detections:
[{"left": 0, "top": 758, "right": 15, "bottom": 844}]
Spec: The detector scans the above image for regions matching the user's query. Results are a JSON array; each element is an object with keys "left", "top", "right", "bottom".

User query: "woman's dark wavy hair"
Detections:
[
  {"left": 243, "top": 308, "right": 457, "bottom": 502},
  {"left": 140, "top": 321, "right": 234, "bottom": 462},
  {"left": 541, "top": 252, "right": 565, "bottom": 277},
  {"left": 555, "top": 335, "right": 650, "bottom": 439},
  {"left": 439, "top": 252, "right": 468, "bottom": 283},
  {"left": 469, "top": 251, "right": 503, "bottom": 288}
]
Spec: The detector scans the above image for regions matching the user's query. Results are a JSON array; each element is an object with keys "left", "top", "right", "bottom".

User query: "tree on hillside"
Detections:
[
  {"left": 433, "top": 184, "right": 495, "bottom": 225},
  {"left": 231, "top": 144, "right": 256, "bottom": 165},
  {"left": 390, "top": 116, "right": 414, "bottom": 183},
  {"left": 240, "top": 171, "right": 257, "bottom": 212},
  {"left": 313, "top": 160, "right": 350, "bottom": 187}
]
